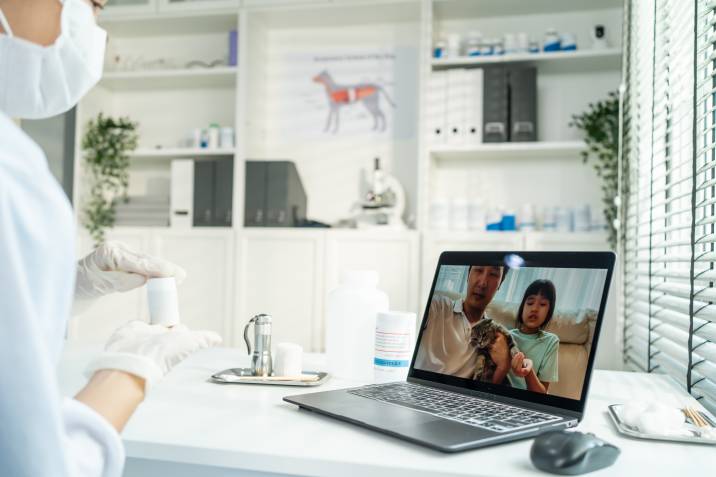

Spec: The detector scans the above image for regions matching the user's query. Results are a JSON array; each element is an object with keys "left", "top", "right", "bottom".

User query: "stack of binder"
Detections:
[
  {"left": 427, "top": 66, "right": 537, "bottom": 146},
  {"left": 428, "top": 68, "right": 483, "bottom": 146},
  {"left": 114, "top": 195, "right": 170, "bottom": 227}
]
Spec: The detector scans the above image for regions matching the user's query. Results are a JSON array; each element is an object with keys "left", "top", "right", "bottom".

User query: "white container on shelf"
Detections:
[
  {"left": 554, "top": 206, "right": 573, "bottom": 232},
  {"left": 541, "top": 205, "right": 556, "bottom": 231},
  {"left": 447, "top": 33, "right": 461, "bottom": 57},
  {"left": 450, "top": 198, "right": 469, "bottom": 231},
  {"left": 374, "top": 311, "right": 417, "bottom": 383},
  {"left": 519, "top": 204, "right": 537, "bottom": 231},
  {"left": 220, "top": 127, "right": 234, "bottom": 149},
  {"left": 430, "top": 198, "right": 450, "bottom": 230},
  {"left": 468, "top": 198, "right": 486, "bottom": 230},
  {"left": 573, "top": 204, "right": 592, "bottom": 232},
  {"left": 326, "top": 270, "right": 389, "bottom": 382},
  {"left": 207, "top": 124, "right": 220, "bottom": 149}
]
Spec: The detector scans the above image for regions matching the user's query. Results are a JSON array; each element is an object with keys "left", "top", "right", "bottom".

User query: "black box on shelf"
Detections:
[
  {"left": 482, "top": 66, "right": 509, "bottom": 142},
  {"left": 193, "top": 157, "right": 234, "bottom": 227},
  {"left": 509, "top": 66, "right": 537, "bottom": 142},
  {"left": 244, "top": 160, "right": 307, "bottom": 227}
]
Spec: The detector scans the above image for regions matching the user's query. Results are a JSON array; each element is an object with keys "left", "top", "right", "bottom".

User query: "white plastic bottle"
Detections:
[
  {"left": 374, "top": 311, "right": 417, "bottom": 383},
  {"left": 326, "top": 270, "right": 389, "bottom": 382}
]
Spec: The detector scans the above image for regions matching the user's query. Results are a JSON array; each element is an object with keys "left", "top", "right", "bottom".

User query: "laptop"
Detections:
[{"left": 284, "top": 251, "right": 615, "bottom": 452}]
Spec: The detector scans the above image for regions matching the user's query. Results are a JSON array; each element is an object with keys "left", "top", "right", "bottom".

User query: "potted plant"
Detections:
[
  {"left": 82, "top": 113, "right": 138, "bottom": 246},
  {"left": 570, "top": 91, "right": 621, "bottom": 249}
]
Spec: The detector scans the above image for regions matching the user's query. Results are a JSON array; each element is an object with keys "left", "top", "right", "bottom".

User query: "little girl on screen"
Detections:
[{"left": 508, "top": 279, "right": 560, "bottom": 394}]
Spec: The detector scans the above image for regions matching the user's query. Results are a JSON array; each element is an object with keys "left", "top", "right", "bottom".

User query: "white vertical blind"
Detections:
[{"left": 623, "top": 0, "right": 716, "bottom": 415}]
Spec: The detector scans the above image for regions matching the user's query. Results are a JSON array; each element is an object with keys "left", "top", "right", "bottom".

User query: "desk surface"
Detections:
[{"left": 58, "top": 345, "right": 713, "bottom": 477}]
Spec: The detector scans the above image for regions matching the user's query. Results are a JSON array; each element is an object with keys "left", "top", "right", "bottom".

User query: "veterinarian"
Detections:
[
  {"left": 0, "top": 1, "right": 220, "bottom": 476},
  {"left": 415, "top": 265, "right": 512, "bottom": 382}
]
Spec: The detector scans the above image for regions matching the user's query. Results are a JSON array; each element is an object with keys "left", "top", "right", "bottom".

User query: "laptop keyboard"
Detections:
[{"left": 349, "top": 382, "right": 561, "bottom": 433}]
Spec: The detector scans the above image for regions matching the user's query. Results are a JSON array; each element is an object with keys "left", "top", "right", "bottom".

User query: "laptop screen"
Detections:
[{"left": 412, "top": 259, "right": 610, "bottom": 407}]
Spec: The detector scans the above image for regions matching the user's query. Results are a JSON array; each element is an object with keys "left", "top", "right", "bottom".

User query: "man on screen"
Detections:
[{"left": 415, "top": 265, "right": 513, "bottom": 384}]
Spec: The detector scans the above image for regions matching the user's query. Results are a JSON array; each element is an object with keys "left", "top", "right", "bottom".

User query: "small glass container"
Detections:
[
  {"left": 528, "top": 39, "right": 541, "bottom": 54},
  {"left": 504, "top": 33, "right": 518, "bottom": 54},
  {"left": 517, "top": 32, "right": 529, "bottom": 53},
  {"left": 465, "top": 30, "right": 482, "bottom": 57},
  {"left": 493, "top": 38, "right": 505, "bottom": 55}
]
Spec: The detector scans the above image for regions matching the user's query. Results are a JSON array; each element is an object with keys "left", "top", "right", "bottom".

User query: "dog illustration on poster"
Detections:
[{"left": 313, "top": 70, "right": 396, "bottom": 134}]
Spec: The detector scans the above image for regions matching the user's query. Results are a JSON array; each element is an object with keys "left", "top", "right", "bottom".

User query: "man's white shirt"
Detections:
[{"left": 414, "top": 295, "right": 481, "bottom": 378}]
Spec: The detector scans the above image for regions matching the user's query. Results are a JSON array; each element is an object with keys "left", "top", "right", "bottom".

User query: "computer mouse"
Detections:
[{"left": 530, "top": 430, "right": 620, "bottom": 475}]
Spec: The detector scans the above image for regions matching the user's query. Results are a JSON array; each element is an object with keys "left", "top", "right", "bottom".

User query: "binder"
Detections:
[
  {"left": 213, "top": 157, "right": 234, "bottom": 226},
  {"left": 509, "top": 66, "right": 537, "bottom": 142},
  {"left": 465, "top": 68, "right": 483, "bottom": 145},
  {"left": 427, "top": 71, "right": 448, "bottom": 145},
  {"left": 446, "top": 68, "right": 467, "bottom": 146},
  {"left": 193, "top": 160, "right": 214, "bottom": 227},
  {"left": 482, "top": 66, "right": 509, "bottom": 142},
  {"left": 245, "top": 161, "right": 267, "bottom": 226},
  {"left": 170, "top": 159, "right": 194, "bottom": 229}
]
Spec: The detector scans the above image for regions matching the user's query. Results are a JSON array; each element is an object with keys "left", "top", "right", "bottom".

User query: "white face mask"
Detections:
[{"left": 0, "top": 0, "right": 107, "bottom": 119}]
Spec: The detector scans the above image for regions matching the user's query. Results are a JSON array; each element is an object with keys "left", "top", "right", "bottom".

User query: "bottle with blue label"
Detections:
[
  {"left": 543, "top": 28, "right": 561, "bottom": 52},
  {"left": 486, "top": 208, "right": 503, "bottom": 231},
  {"left": 501, "top": 211, "right": 517, "bottom": 231},
  {"left": 560, "top": 32, "right": 577, "bottom": 51},
  {"left": 433, "top": 37, "right": 447, "bottom": 58},
  {"left": 374, "top": 311, "right": 416, "bottom": 383}
]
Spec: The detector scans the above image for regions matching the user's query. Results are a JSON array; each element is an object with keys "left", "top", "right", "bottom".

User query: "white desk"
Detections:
[{"left": 58, "top": 345, "right": 713, "bottom": 477}]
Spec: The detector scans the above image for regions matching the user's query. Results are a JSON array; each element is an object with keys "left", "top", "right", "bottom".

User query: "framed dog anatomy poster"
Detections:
[{"left": 268, "top": 47, "right": 417, "bottom": 140}]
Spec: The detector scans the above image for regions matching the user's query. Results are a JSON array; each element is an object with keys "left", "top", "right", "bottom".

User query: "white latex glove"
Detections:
[
  {"left": 85, "top": 321, "right": 222, "bottom": 390},
  {"left": 74, "top": 242, "right": 186, "bottom": 314}
]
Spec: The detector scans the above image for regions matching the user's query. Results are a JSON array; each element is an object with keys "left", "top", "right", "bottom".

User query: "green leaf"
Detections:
[{"left": 81, "top": 113, "right": 138, "bottom": 246}]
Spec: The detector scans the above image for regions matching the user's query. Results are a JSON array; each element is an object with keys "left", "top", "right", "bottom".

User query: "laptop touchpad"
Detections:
[{"left": 338, "top": 401, "right": 439, "bottom": 427}]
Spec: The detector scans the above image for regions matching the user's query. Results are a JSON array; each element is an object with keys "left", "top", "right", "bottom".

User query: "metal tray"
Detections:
[
  {"left": 608, "top": 404, "right": 716, "bottom": 445},
  {"left": 210, "top": 368, "right": 330, "bottom": 387}
]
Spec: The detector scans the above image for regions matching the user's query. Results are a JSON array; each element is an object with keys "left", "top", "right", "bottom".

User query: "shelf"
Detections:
[
  {"left": 432, "top": 0, "right": 623, "bottom": 19},
  {"left": 424, "top": 230, "right": 608, "bottom": 242},
  {"left": 431, "top": 48, "right": 622, "bottom": 71},
  {"left": 130, "top": 148, "right": 236, "bottom": 159},
  {"left": 248, "top": 1, "right": 420, "bottom": 29},
  {"left": 99, "top": 10, "right": 239, "bottom": 37},
  {"left": 100, "top": 67, "right": 238, "bottom": 91},
  {"left": 430, "top": 141, "right": 586, "bottom": 161}
]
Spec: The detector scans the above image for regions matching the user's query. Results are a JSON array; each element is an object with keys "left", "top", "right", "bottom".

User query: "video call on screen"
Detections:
[{"left": 415, "top": 265, "right": 608, "bottom": 401}]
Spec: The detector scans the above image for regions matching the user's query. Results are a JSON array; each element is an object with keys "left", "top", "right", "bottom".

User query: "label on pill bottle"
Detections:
[{"left": 374, "top": 312, "right": 416, "bottom": 382}]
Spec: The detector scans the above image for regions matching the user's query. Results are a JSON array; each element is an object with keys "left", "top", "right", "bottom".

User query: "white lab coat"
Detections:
[{"left": 0, "top": 112, "right": 124, "bottom": 476}]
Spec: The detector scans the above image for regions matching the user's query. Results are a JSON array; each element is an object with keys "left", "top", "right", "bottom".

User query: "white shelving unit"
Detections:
[
  {"left": 419, "top": 0, "right": 623, "bottom": 232},
  {"left": 69, "top": 0, "right": 623, "bottom": 366}
]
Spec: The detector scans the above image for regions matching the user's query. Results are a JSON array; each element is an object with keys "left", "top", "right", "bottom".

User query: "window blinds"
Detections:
[{"left": 622, "top": 0, "right": 716, "bottom": 415}]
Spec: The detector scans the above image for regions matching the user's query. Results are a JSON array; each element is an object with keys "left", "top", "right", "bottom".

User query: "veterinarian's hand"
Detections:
[
  {"left": 489, "top": 333, "right": 511, "bottom": 372},
  {"left": 511, "top": 352, "right": 533, "bottom": 377}
]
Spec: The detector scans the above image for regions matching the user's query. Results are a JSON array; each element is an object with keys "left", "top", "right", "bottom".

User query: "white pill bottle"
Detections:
[
  {"left": 146, "top": 277, "right": 181, "bottom": 326},
  {"left": 326, "top": 270, "right": 389, "bottom": 382},
  {"left": 374, "top": 311, "right": 417, "bottom": 383}
]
